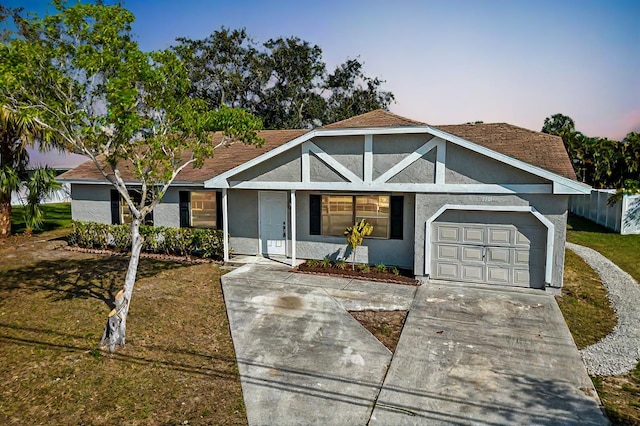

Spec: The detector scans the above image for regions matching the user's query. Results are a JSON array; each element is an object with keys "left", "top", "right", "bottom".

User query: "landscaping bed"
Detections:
[
  {"left": 349, "top": 310, "right": 408, "bottom": 353},
  {"left": 294, "top": 260, "right": 419, "bottom": 285}
]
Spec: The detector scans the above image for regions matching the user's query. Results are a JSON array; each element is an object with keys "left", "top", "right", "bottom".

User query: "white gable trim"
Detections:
[{"left": 204, "top": 125, "right": 591, "bottom": 195}]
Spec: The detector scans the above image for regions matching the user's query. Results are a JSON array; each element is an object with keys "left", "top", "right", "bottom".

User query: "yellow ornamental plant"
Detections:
[{"left": 344, "top": 219, "right": 373, "bottom": 270}]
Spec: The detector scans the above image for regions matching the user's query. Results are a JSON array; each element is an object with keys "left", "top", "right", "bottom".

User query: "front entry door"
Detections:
[{"left": 259, "top": 191, "right": 287, "bottom": 256}]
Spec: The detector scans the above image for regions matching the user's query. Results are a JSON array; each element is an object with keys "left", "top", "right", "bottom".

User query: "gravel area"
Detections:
[{"left": 567, "top": 242, "right": 640, "bottom": 376}]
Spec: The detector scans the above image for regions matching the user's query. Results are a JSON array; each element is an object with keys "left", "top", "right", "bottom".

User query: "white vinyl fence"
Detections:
[
  {"left": 10, "top": 183, "right": 71, "bottom": 206},
  {"left": 569, "top": 189, "right": 640, "bottom": 235}
]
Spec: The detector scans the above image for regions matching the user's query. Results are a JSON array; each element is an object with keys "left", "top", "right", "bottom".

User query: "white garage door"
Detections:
[{"left": 431, "top": 220, "right": 544, "bottom": 288}]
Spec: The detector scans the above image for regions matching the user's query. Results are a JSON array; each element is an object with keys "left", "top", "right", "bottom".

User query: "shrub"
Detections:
[
  {"left": 391, "top": 266, "right": 400, "bottom": 276},
  {"left": 335, "top": 259, "right": 348, "bottom": 270},
  {"left": 67, "top": 221, "right": 225, "bottom": 260},
  {"left": 358, "top": 264, "right": 370, "bottom": 273},
  {"left": 305, "top": 259, "right": 319, "bottom": 268},
  {"left": 375, "top": 263, "right": 387, "bottom": 273},
  {"left": 320, "top": 256, "right": 333, "bottom": 268}
]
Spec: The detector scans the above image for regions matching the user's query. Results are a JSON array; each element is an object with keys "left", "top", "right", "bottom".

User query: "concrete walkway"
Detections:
[
  {"left": 222, "top": 263, "right": 607, "bottom": 425},
  {"left": 370, "top": 282, "right": 607, "bottom": 425},
  {"left": 222, "top": 263, "right": 416, "bottom": 425}
]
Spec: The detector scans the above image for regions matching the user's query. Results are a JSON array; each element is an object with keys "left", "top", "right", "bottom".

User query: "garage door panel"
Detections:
[
  {"left": 513, "top": 269, "right": 530, "bottom": 286},
  {"left": 462, "top": 246, "right": 483, "bottom": 262},
  {"left": 487, "top": 266, "right": 510, "bottom": 283},
  {"left": 462, "top": 264, "right": 484, "bottom": 281},
  {"left": 488, "top": 227, "right": 513, "bottom": 246},
  {"left": 487, "top": 247, "right": 510, "bottom": 264},
  {"left": 463, "top": 227, "right": 484, "bottom": 244},
  {"left": 514, "top": 249, "right": 529, "bottom": 265},
  {"left": 437, "top": 244, "right": 459, "bottom": 260},
  {"left": 437, "top": 225, "right": 460, "bottom": 243},
  {"left": 436, "top": 263, "right": 460, "bottom": 280}
]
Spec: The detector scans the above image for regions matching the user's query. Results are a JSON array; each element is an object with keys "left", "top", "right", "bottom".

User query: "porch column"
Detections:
[
  {"left": 290, "top": 190, "right": 296, "bottom": 267},
  {"left": 222, "top": 188, "right": 229, "bottom": 262}
]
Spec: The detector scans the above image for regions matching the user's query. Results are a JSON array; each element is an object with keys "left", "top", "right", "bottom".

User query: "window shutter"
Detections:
[
  {"left": 309, "top": 194, "right": 321, "bottom": 235},
  {"left": 110, "top": 189, "right": 120, "bottom": 225},
  {"left": 179, "top": 191, "right": 190, "bottom": 227},
  {"left": 390, "top": 195, "right": 403, "bottom": 240},
  {"left": 215, "top": 191, "right": 223, "bottom": 230}
]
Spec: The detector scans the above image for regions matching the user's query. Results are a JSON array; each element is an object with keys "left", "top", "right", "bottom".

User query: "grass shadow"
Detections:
[
  {"left": 567, "top": 213, "right": 614, "bottom": 233},
  {"left": 0, "top": 256, "right": 189, "bottom": 310}
]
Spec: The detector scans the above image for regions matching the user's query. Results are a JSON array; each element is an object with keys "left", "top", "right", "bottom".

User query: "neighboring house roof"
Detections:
[{"left": 59, "top": 109, "right": 576, "bottom": 184}]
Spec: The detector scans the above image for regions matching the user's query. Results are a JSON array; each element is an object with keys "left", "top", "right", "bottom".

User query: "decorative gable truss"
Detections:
[{"left": 205, "top": 127, "right": 590, "bottom": 195}]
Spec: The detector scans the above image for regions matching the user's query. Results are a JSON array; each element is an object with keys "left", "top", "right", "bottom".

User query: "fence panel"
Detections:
[{"left": 570, "top": 189, "right": 639, "bottom": 235}]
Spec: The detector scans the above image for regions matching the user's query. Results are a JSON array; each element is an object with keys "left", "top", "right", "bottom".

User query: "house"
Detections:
[{"left": 59, "top": 110, "right": 590, "bottom": 291}]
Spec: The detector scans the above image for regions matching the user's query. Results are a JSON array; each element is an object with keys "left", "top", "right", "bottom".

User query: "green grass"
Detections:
[
  {"left": 10, "top": 202, "right": 72, "bottom": 234},
  {"left": 563, "top": 214, "right": 640, "bottom": 425},
  {"left": 556, "top": 250, "right": 616, "bottom": 349},
  {"left": 567, "top": 214, "right": 640, "bottom": 283}
]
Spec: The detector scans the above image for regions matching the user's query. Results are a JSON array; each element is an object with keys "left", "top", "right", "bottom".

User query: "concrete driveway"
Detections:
[{"left": 222, "top": 263, "right": 608, "bottom": 425}]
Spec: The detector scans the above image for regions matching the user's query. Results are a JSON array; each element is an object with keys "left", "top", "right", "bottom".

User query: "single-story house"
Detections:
[{"left": 59, "top": 110, "right": 591, "bottom": 291}]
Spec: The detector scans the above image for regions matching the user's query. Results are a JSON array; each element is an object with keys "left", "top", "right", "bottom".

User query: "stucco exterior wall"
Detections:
[
  {"left": 71, "top": 184, "right": 112, "bottom": 223},
  {"left": 445, "top": 143, "right": 549, "bottom": 184},
  {"left": 155, "top": 187, "right": 181, "bottom": 228},
  {"left": 232, "top": 147, "right": 302, "bottom": 182},
  {"left": 228, "top": 189, "right": 259, "bottom": 255},
  {"left": 413, "top": 193, "right": 568, "bottom": 287},
  {"left": 313, "top": 136, "right": 364, "bottom": 180},
  {"left": 293, "top": 192, "right": 415, "bottom": 269},
  {"left": 373, "top": 134, "right": 434, "bottom": 181}
]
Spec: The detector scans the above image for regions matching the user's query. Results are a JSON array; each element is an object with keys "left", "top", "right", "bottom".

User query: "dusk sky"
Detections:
[{"left": 7, "top": 0, "right": 640, "bottom": 168}]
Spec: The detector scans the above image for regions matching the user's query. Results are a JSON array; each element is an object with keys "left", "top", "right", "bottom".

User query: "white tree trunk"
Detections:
[{"left": 100, "top": 217, "right": 144, "bottom": 352}]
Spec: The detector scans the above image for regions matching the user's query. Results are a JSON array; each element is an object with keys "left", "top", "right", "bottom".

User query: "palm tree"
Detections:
[{"left": 0, "top": 104, "right": 59, "bottom": 237}]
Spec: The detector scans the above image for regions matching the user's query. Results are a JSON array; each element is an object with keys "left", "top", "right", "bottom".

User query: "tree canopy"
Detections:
[
  {"left": 2, "top": 2, "right": 263, "bottom": 351},
  {"left": 542, "top": 114, "right": 639, "bottom": 190},
  {"left": 174, "top": 27, "right": 395, "bottom": 129}
]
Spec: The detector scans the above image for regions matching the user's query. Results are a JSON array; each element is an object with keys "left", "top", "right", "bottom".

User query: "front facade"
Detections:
[{"left": 61, "top": 110, "right": 590, "bottom": 291}]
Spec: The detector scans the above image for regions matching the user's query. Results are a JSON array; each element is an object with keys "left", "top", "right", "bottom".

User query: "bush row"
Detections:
[{"left": 67, "top": 221, "right": 226, "bottom": 260}]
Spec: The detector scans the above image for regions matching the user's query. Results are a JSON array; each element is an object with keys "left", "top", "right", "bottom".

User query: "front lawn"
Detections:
[
  {"left": 561, "top": 214, "right": 640, "bottom": 425},
  {"left": 567, "top": 214, "right": 640, "bottom": 282},
  {"left": 0, "top": 233, "right": 246, "bottom": 425},
  {"left": 10, "top": 202, "right": 72, "bottom": 234}
]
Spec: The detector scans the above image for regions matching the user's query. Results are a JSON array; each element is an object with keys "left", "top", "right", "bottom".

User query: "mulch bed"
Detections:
[
  {"left": 349, "top": 310, "right": 409, "bottom": 353},
  {"left": 293, "top": 263, "right": 419, "bottom": 286}
]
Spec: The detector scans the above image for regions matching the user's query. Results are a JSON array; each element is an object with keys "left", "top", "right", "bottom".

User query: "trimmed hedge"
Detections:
[{"left": 67, "top": 221, "right": 226, "bottom": 260}]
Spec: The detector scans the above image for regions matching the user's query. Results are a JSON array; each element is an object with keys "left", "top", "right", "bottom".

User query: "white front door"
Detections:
[{"left": 259, "top": 191, "right": 287, "bottom": 256}]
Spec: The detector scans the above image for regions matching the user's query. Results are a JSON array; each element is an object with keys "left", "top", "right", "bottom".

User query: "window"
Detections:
[
  {"left": 319, "top": 194, "right": 391, "bottom": 238},
  {"left": 110, "top": 189, "right": 153, "bottom": 225},
  {"left": 321, "top": 195, "right": 354, "bottom": 236},
  {"left": 179, "top": 191, "right": 220, "bottom": 229},
  {"left": 191, "top": 191, "right": 217, "bottom": 228},
  {"left": 356, "top": 195, "right": 389, "bottom": 238}
]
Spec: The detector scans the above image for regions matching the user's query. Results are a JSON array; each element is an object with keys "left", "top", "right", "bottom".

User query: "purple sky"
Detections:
[{"left": 8, "top": 0, "right": 640, "bottom": 168}]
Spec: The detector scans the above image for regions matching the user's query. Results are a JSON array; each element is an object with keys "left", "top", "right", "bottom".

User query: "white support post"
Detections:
[
  {"left": 222, "top": 188, "right": 229, "bottom": 262},
  {"left": 364, "top": 134, "right": 373, "bottom": 183},
  {"left": 435, "top": 139, "right": 446, "bottom": 184},
  {"left": 301, "top": 142, "right": 310, "bottom": 183},
  {"left": 290, "top": 190, "right": 296, "bottom": 267}
]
